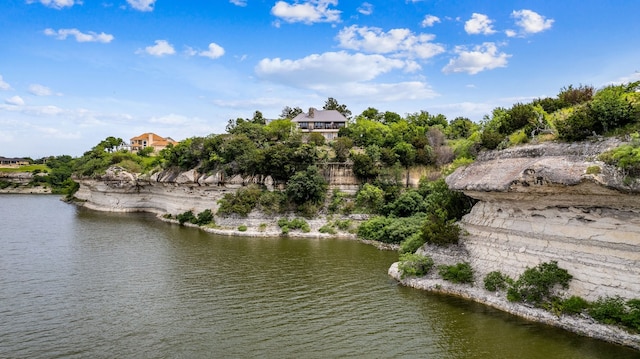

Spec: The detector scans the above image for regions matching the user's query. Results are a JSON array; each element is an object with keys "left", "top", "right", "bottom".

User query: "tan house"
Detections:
[
  {"left": 0, "top": 157, "right": 29, "bottom": 167},
  {"left": 130, "top": 133, "right": 178, "bottom": 153},
  {"left": 291, "top": 107, "right": 347, "bottom": 141}
]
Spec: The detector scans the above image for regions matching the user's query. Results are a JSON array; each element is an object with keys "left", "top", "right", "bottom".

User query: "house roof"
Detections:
[
  {"left": 0, "top": 156, "right": 28, "bottom": 162},
  {"left": 292, "top": 108, "right": 348, "bottom": 123},
  {"left": 130, "top": 133, "right": 177, "bottom": 144}
]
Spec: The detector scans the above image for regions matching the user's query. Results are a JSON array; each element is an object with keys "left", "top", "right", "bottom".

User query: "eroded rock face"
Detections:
[{"left": 445, "top": 139, "right": 640, "bottom": 301}]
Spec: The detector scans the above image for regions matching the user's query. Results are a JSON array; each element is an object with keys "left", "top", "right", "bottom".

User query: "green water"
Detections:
[{"left": 0, "top": 195, "right": 637, "bottom": 358}]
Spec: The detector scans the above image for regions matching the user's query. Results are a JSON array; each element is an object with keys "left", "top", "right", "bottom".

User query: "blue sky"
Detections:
[{"left": 1, "top": 0, "right": 639, "bottom": 158}]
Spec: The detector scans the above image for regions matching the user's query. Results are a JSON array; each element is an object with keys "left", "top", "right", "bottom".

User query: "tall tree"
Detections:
[
  {"left": 279, "top": 106, "right": 303, "bottom": 119},
  {"left": 323, "top": 97, "right": 352, "bottom": 119}
]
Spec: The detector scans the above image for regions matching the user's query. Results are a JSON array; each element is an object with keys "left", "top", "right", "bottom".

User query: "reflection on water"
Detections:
[{"left": 0, "top": 195, "right": 637, "bottom": 358}]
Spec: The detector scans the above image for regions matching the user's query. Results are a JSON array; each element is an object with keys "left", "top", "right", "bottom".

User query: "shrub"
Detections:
[
  {"left": 421, "top": 210, "right": 461, "bottom": 246},
  {"left": 177, "top": 210, "right": 196, "bottom": 225},
  {"left": 319, "top": 224, "right": 336, "bottom": 234},
  {"left": 589, "top": 296, "right": 627, "bottom": 325},
  {"left": 258, "top": 223, "right": 267, "bottom": 232},
  {"left": 258, "top": 190, "right": 287, "bottom": 214},
  {"left": 334, "top": 219, "right": 351, "bottom": 231},
  {"left": 438, "top": 262, "right": 474, "bottom": 284},
  {"left": 237, "top": 225, "right": 248, "bottom": 232},
  {"left": 483, "top": 271, "right": 512, "bottom": 292},
  {"left": 586, "top": 165, "right": 601, "bottom": 175},
  {"left": 399, "top": 232, "right": 425, "bottom": 254},
  {"left": 355, "top": 183, "right": 385, "bottom": 214},
  {"left": 561, "top": 296, "right": 590, "bottom": 315},
  {"left": 278, "top": 218, "right": 310, "bottom": 233},
  {"left": 556, "top": 105, "right": 601, "bottom": 141},
  {"left": 217, "top": 185, "right": 262, "bottom": 217},
  {"left": 599, "top": 134, "right": 640, "bottom": 176},
  {"left": 195, "top": 209, "right": 214, "bottom": 226},
  {"left": 506, "top": 261, "right": 572, "bottom": 306},
  {"left": 590, "top": 84, "right": 636, "bottom": 132},
  {"left": 397, "top": 253, "right": 434, "bottom": 278}
]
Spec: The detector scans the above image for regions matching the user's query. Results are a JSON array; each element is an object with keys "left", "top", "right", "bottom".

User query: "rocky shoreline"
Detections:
[{"left": 388, "top": 262, "right": 640, "bottom": 350}]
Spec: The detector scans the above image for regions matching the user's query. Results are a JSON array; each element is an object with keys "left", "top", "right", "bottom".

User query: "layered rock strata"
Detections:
[{"left": 444, "top": 138, "right": 640, "bottom": 301}]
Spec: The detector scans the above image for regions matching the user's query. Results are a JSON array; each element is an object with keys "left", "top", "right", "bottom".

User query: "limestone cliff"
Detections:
[
  {"left": 444, "top": 138, "right": 640, "bottom": 302},
  {"left": 75, "top": 163, "right": 364, "bottom": 212},
  {"left": 0, "top": 172, "right": 50, "bottom": 194}
]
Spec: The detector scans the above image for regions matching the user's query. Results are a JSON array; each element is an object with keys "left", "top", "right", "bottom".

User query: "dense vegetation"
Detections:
[
  {"left": 397, "top": 259, "right": 640, "bottom": 333},
  {"left": 5, "top": 81, "right": 638, "bottom": 250}
]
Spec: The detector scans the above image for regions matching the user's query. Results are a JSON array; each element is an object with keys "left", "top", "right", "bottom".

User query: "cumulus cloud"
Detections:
[
  {"left": 150, "top": 113, "right": 190, "bottom": 125},
  {"left": 140, "top": 40, "right": 176, "bottom": 57},
  {"left": 229, "top": 0, "right": 247, "bottom": 6},
  {"left": 508, "top": 9, "right": 554, "bottom": 36},
  {"left": 421, "top": 15, "right": 440, "bottom": 27},
  {"left": 271, "top": 0, "right": 341, "bottom": 24},
  {"left": 5, "top": 96, "right": 25, "bottom": 106},
  {"left": 28, "top": 84, "right": 54, "bottom": 96},
  {"left": 442, "top": 42, "right": 510, "bottom": 74},
  {"left": 464, "top": 13, "right": 496, "bottom": 35},
  {"left": 255, "top": 51, "right": 410, "bottom": 87},
  {"left": 358, "top": 2, "right": 373, "bottom": 15},
  {"left": 336, "top": 25, "right": 445, "bottom": 59},
  {"left": 44, "top": 28, "right": 114, "bottom": 43},
  {"left": 27, "top": 0, "right": 79, "bottom": 9},
  {"left": 127, "top": 0, "right": 156, "bottom": 11},
  {"left": 199, "top": 43, "right": 225, "bottom": 59},
  {"left": 0, "top": 75, "right": 10, "bottom": 90}
]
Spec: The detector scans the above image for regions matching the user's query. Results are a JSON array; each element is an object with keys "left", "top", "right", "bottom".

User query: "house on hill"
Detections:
[
  {"left": 291, "top": 107, "right": 347, "bottom": 141},
  {"left": 0, "top": 157, "right": 29, "bottom": 167},
  {"left": 130, "top": 133, "right": 178, "bottom": 153}
]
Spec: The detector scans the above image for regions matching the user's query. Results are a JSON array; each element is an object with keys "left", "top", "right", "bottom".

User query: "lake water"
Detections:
[{"left": 0, "top": 194, "right": 637, "bottom": 358}]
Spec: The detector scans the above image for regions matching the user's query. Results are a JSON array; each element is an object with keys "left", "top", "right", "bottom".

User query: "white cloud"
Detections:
[
  {"left": 510, "top": 9, "right": 554, "bottom": 35},
  {"left": 358, "top": 2, "right": 373, "bottom": 15},
  {"left": 229, "top": 0, "right": 247, "bottom": 6},
  {"left": 421, "top": 15, "right": 440, "bottom": 27},
  {"left": 28, "top": 84, "right": 53, "bottom": 96},
  {"left": 140, "top": 40, "right": 176, "bottom": 57},
  {"left": 44, "top": 28, "right": 114, "bottom": 43},
  {"left": 464, "top": 13, "right": 496, "bottom": 35},
  {"left": 611, "top": 71, "right": 640, "bottom": 85},
  {"left": 256, "top": 51, "right": 410, "bottom": 87},
  {"left": 27, "top": 0, "right": 79, "bottom": 9},
  {"left": 5, "top": 96, "right": 25, "bottom": 106},
  {"left": 149, "top": 113, "right": 190, "bottom": 125},
  {"left": 0, "top": 75, "right": 10, "bottom": 90},
  {"left": 334, "top": 81, "right": 438, "bottom": 102},
  {"left": 199, "top": 43, "right": 225, "bottom": 59},
  {"left": 127, "top": 0, "right": 155, "bottom": 11},
  {"left": 271, "top": 0, "right": 341, "bottom": 24},
  {"left": 336, "top": 25, "right": 445, "bottom": 59},
  {"left": 442, "top": 42, "right": 510, "bottom": 75}
]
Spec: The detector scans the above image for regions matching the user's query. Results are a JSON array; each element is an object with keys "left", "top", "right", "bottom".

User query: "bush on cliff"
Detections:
[
  {"left": 506, "top": 261, "right": 572, "bottom": 307},
  {"left": 397, "top": 253, "right": 434, "bottom": 278},
  {"left": 438, "top": 262, "right": 474, "bottom": 284},
  {"left": 588, "top": 296, "right": 640, "bottom": 332}
]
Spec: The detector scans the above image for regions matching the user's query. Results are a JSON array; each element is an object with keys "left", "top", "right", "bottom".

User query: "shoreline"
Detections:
[{"left": 388, "top": 262, "right": 640, "bottom": 351}]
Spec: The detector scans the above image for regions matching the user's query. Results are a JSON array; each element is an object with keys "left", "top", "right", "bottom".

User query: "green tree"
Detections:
[
  {"left": 323, "top": 97, "right": 352, "bottom": 118},
  {"left": 393, "top": 141, "right": 416, "bottom": 168},
  {"left": 280, "top": 106, "right": 303, "bottom": 119},
  {"left": 446, "top": 117, "right": 476, "bottom": 139},
  {"left": 590, "top": 83, "right": 637, "bottom": 132},
  {"left": 355, "top": 183, "right": 385, "bottom": 213},
  {"left": 351, "top": 152, "right": 378, "bottom": 181},
  {"left": 360, "top": 107, "right": 383, "bottom": 121},
  {"left": 331, "top": 137, "right": 353, "bottom": 162},
  {"left": 286, "top": 166, "right": 328, "bottom": 205}
]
